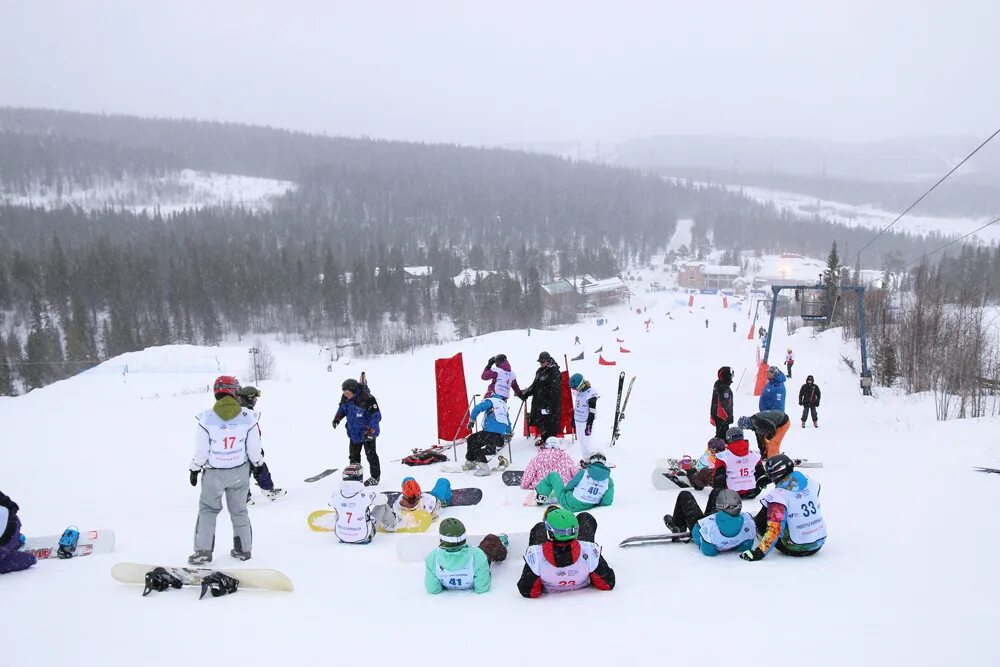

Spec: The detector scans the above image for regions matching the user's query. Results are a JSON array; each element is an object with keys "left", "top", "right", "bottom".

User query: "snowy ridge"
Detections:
[
  {"left": 2, "top": 282, "right": 997, "bottom": 666},
  {"left": 0, "top": 169, "right": 295, "bottom": 213}
]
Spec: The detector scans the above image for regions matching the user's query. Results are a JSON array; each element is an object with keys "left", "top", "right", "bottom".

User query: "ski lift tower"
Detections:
[{"left": 761, "top": 284, "right": 872, "bottom": 395}]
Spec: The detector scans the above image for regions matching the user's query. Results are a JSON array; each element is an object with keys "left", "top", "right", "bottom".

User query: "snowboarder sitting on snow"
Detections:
[
  {"left": 380, "top": 477, "right": 453, "bottom": 532},
  {"left": 0, "top": 491, "right": 36, "bottom": 574},
  {"left": 481, "top": 353, "right": 522, "bottom": 400},
  {"left": 236, "top": 385, "right": 284, "bottom": 503},
  {"left": 534, "top": 452, "right": 614, "bottom": 510},
  {"left": 326, "top": 465, "right": 392, "bottom": 544},
  {"left": 664, "top": 489, "right": 756, "bottom": 557},
  {"left": 517, "top": 507, "right": 615, "bottom": 597},
  {"left": 569, "top": 372, "right": 601, "bottom": 460},
  {"left": 741, "top": 454, "right": 826, "bottom": 561},
  {"left": 710, "top": 366, "right": 735, "bottom": 440},
  {"left": 759, "top": 366, "right": 787, "bottom": 412},
  {"left": 685, "top": 437, "right": 727, "bottom": 490},
  {"left": 738, "top": 410, "right": 791, "bottom": 459},
  {"left": 798, "top": 375, "right": 821, "bottom": 427},
  {"left": 189, "top": 375, "right": 266, "bottom": 564},
  {"left": 713, "top": 426, "right": 765, "bottom": 500},
  {"left": 425, "top": 518, "right": 509, "bottom": 594},
  {"left": 332, "top": 378, "right": 382, "bottom": 487},
  {"left": 520, "top": 351, "right": 563, "bottom": 444},
  {"left": 463, "top": 393, "right": 512, "bottom": 476},
  {"left": 520, "top": 437, "right": 579, "bottom": 490}
]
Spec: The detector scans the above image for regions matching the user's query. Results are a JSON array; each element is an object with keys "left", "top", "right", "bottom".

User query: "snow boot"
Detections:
[
  {"left": 188, "top": 550, "right": 213, "bottom": 565},
  {"left": 474, "top": 462, "right": 491, "bottom": 477},
  {"left": 801, "top": 421, "right": 806, "bottom": 428},
  {"left": 535, "top": 493, "right": 557, "bottom": 506},
  {"left": 363, "top": 477, "right": 380, "bottom": 487},
  {"left": 813, "top": 421, "right": 818, "bottom": 428},
  {"left": 462, "top": 460, "right": 477, "bottom": 471},
  {"left": 230, "top": 548, "right": 251, "bottom": 561},
  {"left": 663, "top": 514, "right": 683, "bottom": 533},
  {"left": 262, "top": 488, "right": 286, "bottom": 500}
]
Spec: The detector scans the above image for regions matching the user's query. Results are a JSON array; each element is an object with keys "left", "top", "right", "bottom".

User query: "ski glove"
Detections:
[
  {"left": 738, "top": 416, "right": 753, "bottom": 430},
  {"left": 585, "top": 424, "right": 592, "bottom": 436},
  {"left": 332, "top": 417, "right": 341, "bottom": 429},
  {"left": 487, "top": 356, "right": 496, "bottom": 368},
  {"left": 467, "top": 421, "right": 475, "bottom": 431},
  {"left": 739, "top": 548, "right": 766, "bottom": 562},
  {"left": 189, "top": 470, "right": 200, "bottom": 487}
]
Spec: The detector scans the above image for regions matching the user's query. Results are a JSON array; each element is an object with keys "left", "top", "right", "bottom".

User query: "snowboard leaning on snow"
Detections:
[
  {"left": 23, "top": 529, "right": 115, "bottom": 560},
  {"left": 381, "top": 487, "right": 483, "bottom": 507},
  {"left": 111, "top": 562, "right": 293, "bottom": 591},
  {"left": 395, "top": 531, "right": 530, "bottom": 563}
]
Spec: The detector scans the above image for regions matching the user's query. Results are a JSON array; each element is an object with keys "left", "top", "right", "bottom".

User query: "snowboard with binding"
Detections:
[
  {"left": 502, "top": 469, "right": 525, "bottom": 486},
  {"left": 619, "top": 532, "right": 692, "bottom": 547},
  {"left": 651, "top": 468, "right": 691, "bottom": 490},
  {"left": 23, "top": 529, "right": 115, "bottom": 560},
  {"left": 111, "top": 562, "right": 293, "bottom": 592},
  {"left": 382, "top": 487, "right": 483, "bottom": 507}
]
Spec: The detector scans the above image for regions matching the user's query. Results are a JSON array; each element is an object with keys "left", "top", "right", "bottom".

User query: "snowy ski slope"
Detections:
[{"left": 2, "top": 287, "right": 997, "bottom": 666}]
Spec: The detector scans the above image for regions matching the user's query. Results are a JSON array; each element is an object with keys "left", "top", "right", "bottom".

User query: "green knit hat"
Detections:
[{"left": 439, "top": 518, "right": 467, "bottom": 549}]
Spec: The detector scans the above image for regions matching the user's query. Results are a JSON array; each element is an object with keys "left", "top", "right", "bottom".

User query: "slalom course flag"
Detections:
[
  {"left": 599, "top": 355, "right": 617, "bottom": 366},
  {"left": 688, "top": 294, "right": 695, "bottom": 307},
  {"left": 723, "top": 295, "right": 729, "bottom": 308},
  {"left": 571, "top": 351, "right": 584, "bottom": 361},
  {"left": 613, "top": 326, "right": 620, "bottom": 331},
  {"left": 616, "top": 337, "right": 625, "bottom": 343},
  {"left": 620, "top": 347, "right": 631, "bottom": 353},
  {"left": 753, "top": 361, "right": 769, "bottom": 397},
  {"left": 594, "top": 346, "right": 603, "bottom": 353}
]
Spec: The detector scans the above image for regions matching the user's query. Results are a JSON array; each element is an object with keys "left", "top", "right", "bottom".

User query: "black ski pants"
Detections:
[
  {"left": 714, "top": 420, "right": 731, "bottom": 440},
  {"left": 670, "top": 491, "right": 708, "bottom": 531},
  {"left": 465, "top": 431, "right": 504, "bottom": 463},
  {"left": 349, "top": 437, "right": 381, "bottom": 480},
  {"left": 529, "top": 512, "right": 597, "bottom": 545},
  {"left": 800, "top": 405, "right": 818, "bottom": 424}
]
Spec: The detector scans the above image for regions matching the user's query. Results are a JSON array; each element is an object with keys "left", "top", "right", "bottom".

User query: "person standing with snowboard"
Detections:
[
  {"left": 463, "top": 394, "right": 512, "bottom": 476},
  {"left": 569, "top": 372, "right": 600, "bottom": 459},
  {"left": 0, "top": 491, "right": 36, "bottom": 574},
  {"left": 189, "top": 375, "right": 266, "bottom": 564},
  {"left": 517, "top": 507, "right": 615, "bottom": 597},
  {"left": 332, "top": 378, "right": 382, "bottom": 486},
  {"left": 520, "top": 351, "right": 563, "bottom": 444},
  {"left": 798, "top": 375, "right": 821, "bottom": 427},
  {"left": 710, "top": 366, "right": 735, "bottom": 440}
]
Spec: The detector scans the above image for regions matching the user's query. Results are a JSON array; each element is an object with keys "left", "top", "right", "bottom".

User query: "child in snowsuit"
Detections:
[
  {"left": 534, "top": 453, "right": 614, "bottom": 510},
  {"left": 0, "top": 491, "right": 36, "bottom": 574},
  {"left": 481, "top": 354, "right": 522, "bottom": 399},
  {"left": 785, "top": 348, "right": 795, "bottom": 378},
  {"left": 326, "top": 465, "right": 391, "bottom": 544},
  {"left": 686, "top": 437, "right": 727, "bottom": 490},
  {"left": 712, "top": 426, "right": 765, "bottom": 502},
  {"left": 759, "top": 366, "right": 787, "bottom": 412},
  {"left": 520, "top": 437, "right": 579, "bottom": 490},
  {"left": 333, "top": 378, "right": 382, "bottom": 486},
  {"left": 517, "top": 507, "right": 615, "bottom": 597},
  {"left": 568, "top": 373, "right": 600, "bottom": 459},
  {"left": 741, "top": 455, "right": 826, "bottom": 561},
  {"left": 189, "top": 375, "right": 266, "bottom": 564},
  {"left": 799, "top": 375, "right": 821, "bottom": 427},
  {"left": 664, "top": 489, "right": 756, "bottom": 556},
  {"left": 425, "top": 518, "right": 508, "bottom": 594},
  {"left": 463, "top": 394, "right": 512, "bottom": 476}
]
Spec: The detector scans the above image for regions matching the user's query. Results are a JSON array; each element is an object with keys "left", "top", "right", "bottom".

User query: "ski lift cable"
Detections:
[{"left": 854, "top": 127, "right": 1000, "bottom": 264}]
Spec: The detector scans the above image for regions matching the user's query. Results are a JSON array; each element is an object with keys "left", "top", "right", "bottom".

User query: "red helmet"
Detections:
[{"left": 213, "top": 375, "right": 240, "bottom": 399}]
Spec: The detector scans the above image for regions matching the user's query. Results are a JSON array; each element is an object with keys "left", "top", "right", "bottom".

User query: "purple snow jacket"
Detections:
[{"left": 482, "top": 359, "right": 522, "bottom": 399}]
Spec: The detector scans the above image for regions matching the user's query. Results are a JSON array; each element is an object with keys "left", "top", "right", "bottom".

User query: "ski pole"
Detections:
[{"left": 735, "top": 368, "right": 747, "bottom": 392}]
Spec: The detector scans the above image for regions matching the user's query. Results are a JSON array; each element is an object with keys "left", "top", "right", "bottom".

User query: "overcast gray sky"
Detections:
[{"left": 1, "top": 1, "right": 997, "bottom": 147}]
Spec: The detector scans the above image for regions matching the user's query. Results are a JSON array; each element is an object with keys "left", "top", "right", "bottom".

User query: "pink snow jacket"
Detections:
[{"left": 520, "top": 448, "right": 579, "bottom": 489}]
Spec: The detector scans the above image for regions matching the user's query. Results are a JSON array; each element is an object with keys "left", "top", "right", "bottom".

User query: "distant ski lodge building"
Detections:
[
  {"left": 541, "top": 274, "right": 630, "bottom": 313},
  {"left": 677, "top": 263, "right": 742, "bottom": 290}
]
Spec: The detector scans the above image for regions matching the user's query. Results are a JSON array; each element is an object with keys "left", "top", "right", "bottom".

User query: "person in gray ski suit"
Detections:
[{"left": 188, "top": 375, "right": 266, "bottom": 564}]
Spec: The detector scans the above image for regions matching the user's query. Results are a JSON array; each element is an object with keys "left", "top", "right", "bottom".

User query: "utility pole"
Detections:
[{"left": 249, "top": 347, "right": 259, "bottom": 384}]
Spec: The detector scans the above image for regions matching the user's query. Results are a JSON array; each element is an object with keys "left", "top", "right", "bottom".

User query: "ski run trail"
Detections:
[{"left": 2, "top": 281, "right": 998, "bottom": 666}]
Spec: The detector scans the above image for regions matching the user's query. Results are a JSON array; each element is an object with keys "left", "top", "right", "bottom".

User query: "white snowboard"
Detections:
[
  {"left": 23, "top": 529, "right": 116, "bottom": 560},
  {"left": 111, "top": 562, "right": 293, "bottom": 591},
  {"left": 395, "top": 531, "right": 529, "bottom": 564}
]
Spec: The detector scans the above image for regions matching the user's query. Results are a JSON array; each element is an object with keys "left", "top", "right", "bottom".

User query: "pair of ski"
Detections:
[{"left": 610, "top": 372, "right": 636, "bottom": 447}]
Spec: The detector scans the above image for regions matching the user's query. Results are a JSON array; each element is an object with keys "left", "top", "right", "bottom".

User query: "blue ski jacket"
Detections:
[{"left": 759, "top": 370, "right": 787, "bottom": 412}]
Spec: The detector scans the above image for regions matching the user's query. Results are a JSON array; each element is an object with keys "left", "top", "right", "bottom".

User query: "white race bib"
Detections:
[
  {"left": 197, "top": 409, "right": 258, "bottom": 469},
  {"left": 524, "top": 541, "right": 601, "bottom": 592},
  {"left": 716, "top": 449, "right": 761, "bottom": 492},
  {"left": 434, "top": 551, "right": 476, "bottom": 590}
]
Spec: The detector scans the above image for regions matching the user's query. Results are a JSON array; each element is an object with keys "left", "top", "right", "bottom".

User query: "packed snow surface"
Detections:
[{"left": 2, "top": 290, "right": 997, "bottom": 666}]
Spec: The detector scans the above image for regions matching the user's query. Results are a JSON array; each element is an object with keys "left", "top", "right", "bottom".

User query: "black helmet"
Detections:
[
  {"left": 717, "top": 366, "right": 733, "bottom": 383},
  {"left": 494, "top": 353, "right": 507, "bottom": 365},
  {"left": 237, "top": 385, "right": 261, "bottom": 409},
  {"left": 715, "top": 489, "right": 743, "bottom": 517},
  {"left": 764, "top": 454, "right": 795, "bottom": 483},
  {"left": 537, "top": 351, "right": 554, "bottom": 363},
  {"left": 725, "top": 426, "right": 744, "bottom": 444},
  {"left": 341, "top": 378, "right": 361, "bottom": 394}
]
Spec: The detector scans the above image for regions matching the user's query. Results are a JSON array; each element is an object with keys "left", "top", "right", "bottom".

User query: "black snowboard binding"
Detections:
[
  {"left": 142, "top": 567, "right": 184, "bottom": 596},
  {"left": 200, "top": 571, "right": 240, "bottom": 599}
]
